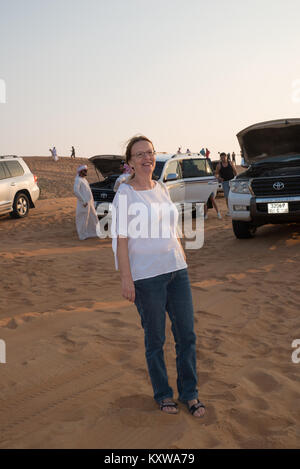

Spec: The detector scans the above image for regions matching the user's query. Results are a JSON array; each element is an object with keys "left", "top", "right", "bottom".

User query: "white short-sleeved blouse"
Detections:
[{"left": 111, "top": 180, "right": 187, "bottom": 281}]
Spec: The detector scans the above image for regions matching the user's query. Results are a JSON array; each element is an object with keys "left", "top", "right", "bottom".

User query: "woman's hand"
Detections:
[
  {"left": 117, "top": 237, "right": 135, "bottom": 302},
  {"left": 121, "top": 276, "right": 135, "bottom": 303}
]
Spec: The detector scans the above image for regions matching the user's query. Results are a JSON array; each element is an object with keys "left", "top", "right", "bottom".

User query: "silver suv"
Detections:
[
  {"left": 0, "top": 156, "right": 40, "bottom": 218},
  {"left": 89, "top": 153, "right": 218, "bottom": 217},
  {"left": 229, "top": 118, "right": 300, "bottom": 238}
]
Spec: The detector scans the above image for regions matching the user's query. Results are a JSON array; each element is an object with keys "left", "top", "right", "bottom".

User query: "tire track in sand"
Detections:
[{"left": 0, "top": 356, "right": 120, "bottom": 447}]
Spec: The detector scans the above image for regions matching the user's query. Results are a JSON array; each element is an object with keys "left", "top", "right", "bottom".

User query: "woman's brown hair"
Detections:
[{"left": 124, "top": 135, "right": 154, "bottom": 181}]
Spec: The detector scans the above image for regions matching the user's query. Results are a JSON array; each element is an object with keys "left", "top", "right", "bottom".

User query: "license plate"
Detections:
[{"left": 267, "top": 202, "right": 289, "bottom": 214}]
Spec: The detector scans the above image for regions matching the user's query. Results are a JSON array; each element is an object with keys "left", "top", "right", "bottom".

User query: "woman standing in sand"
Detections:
[{"left": 111, "top": 135, "right": 205, "bottom": 418}]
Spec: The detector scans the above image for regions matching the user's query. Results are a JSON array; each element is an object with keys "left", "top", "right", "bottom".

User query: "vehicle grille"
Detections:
[
  {"left": 251, "top": 176, "right": 300, "bottom": 196},
  {"left": 256, "top": 201, "right": 300, "bottom": 212},
  {"left": 92, "top": 190, "right": 115, "bottom": 202}
]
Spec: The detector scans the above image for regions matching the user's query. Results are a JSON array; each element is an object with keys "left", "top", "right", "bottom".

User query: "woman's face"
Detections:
[{"left": 129, "top": 140, "right": 156, "bottom": 178}]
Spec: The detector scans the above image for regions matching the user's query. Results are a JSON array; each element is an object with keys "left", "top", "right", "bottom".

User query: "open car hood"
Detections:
[
  {"left": 237, "top": 118, "right": 300, "bottom": 163},
  {"left": 89, "top": 155, "right": 124, "bottom": 177}
]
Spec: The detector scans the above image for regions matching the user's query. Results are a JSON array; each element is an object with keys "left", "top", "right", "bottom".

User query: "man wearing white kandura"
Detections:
[{"left": 73, "top": 165, "right": 99, "bottom": 240}]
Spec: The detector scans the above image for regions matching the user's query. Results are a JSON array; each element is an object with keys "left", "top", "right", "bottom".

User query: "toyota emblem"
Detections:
[
  {"left": 273, "top": 181, "right": 284, "bottom": 190},
  {"left": 101, "top": 193, "right": 108, "bottom": 198}
]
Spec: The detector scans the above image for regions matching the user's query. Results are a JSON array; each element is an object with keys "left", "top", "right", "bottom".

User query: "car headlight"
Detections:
[{"left": 229, "top": 180, "right": 251, "bottom": 194}]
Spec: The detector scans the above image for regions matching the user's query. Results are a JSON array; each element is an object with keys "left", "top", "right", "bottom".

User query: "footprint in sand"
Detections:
[
  {"left": 246, "top": 370, "right": 281, "bottom": 393},
  {"left": 99, "top": 310, "right": 121, "bottom": 316},
  {"left": 103, "top": 318, "right": 139, "bottom": 330},
  {"left": 54, "top": 332, "right": 87, "bottom": 354},
  {"left": 4, "top": 318, "right": 18, "bottom": 329}
]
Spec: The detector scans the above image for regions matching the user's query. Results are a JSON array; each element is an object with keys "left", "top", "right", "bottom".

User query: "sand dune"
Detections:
[
  {"left": 0, "top": 157, "right": 300, "bottom": 448},
  {"left": 23, "top": 156, "right": 101, "bottom": 200}
]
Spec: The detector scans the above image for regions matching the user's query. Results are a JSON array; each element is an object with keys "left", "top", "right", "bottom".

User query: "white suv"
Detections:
[
  {"left": 0, "top": 156, "right": 40, "bottom": 218},
  {"left": 229, "top": 118, "right": 300, "bottom": 238},
  {"left": 153, "top": 153, "right": 218, "bottom": 209},
  {"left": 89, "top": 153, "right": 218, "bottom": 216}
]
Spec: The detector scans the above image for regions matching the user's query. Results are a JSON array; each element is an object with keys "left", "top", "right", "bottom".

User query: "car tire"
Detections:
[
  {"left": 232, "top": 220, "right": 256, "bottom": 239},
  {"left": 10, "top": 193, "right": 30, "bottom": 218}
]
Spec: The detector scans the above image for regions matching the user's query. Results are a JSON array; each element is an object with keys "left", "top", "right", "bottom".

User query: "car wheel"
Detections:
[
  {"left": 232, "top": 220, "right": 256, "bottom": 239},
  {"left": 11, "top": 193, "right": 30, "bottom": 218}
]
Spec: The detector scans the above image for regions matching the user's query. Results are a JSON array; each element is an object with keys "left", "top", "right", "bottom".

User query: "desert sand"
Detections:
[{"left": 0, "top": 156, "right": 300, "bottom": 449}]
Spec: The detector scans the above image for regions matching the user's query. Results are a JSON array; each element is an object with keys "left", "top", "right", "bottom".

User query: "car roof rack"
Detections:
[
  {"left": 0, "top": 155, "right": 18, "bottom": 159},
  {"left": 171, "top": 152, "right": 205, "bottom": 158}
]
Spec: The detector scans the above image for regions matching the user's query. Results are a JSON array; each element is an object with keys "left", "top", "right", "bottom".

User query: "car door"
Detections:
[
  {"left": 162, "top": 159, "right": 185, "bottom": 204},
  {"left": 0, "top": 162, "right": 13, "bottom": 213},
  {"left": 181, "top": 158, "right": 218, "bottom": 203}
]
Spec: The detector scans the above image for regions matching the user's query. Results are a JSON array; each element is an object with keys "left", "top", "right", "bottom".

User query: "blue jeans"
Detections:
[
  {"left": 222, "top": 180, "right": 230, "bottom": 198},
  {"left": 134, "top": 268, "right": 198, "bottom": 403}
]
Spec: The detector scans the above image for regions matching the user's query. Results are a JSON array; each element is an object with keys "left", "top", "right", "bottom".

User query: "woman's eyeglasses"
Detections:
[{"left": 132, "top": 151, "right": 156, "bottom": 159}]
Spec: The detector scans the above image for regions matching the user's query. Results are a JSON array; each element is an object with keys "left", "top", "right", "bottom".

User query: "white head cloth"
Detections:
[{"left": 77, "top": 165, "right": 88, "bottom": 174}]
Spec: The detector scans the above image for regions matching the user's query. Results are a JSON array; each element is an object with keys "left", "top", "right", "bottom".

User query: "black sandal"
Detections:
[
  {"left": 187, "top": 399, "right": 206, "bottom": 417},
  {"left": 159, "top": 400, "right": 178, "bottom": 414}
]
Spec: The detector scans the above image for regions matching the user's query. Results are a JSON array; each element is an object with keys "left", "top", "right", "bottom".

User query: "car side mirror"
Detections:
[{"left": 165, "top": 173, "right": 178, "bottom": 181}]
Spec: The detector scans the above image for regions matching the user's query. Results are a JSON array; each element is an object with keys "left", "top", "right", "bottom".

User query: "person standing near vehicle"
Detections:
[
  {"left": 204, "top": 193, "right": 222, "bottom": 220},
  {"left": 113, "top": 161, "right": 133, "bottom": 192},
  {"left": 71, "top": 146, "right": 76, "bottom": 159},
  {"left": 232, "top": 152, "right": 236, "bottom": 164},
  {"left": 111, "top": 135, "right": 205, "bottom": 418},
  {"left": 73, "top": 165, "right": 99, "bottom": 240},
  {"left": 215, "top": 152, "right": 237, "bottom": 215}
]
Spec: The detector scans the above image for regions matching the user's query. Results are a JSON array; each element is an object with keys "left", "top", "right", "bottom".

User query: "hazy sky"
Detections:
[{"left": 1, "top": 0, "right": 300, "bottom": 161}]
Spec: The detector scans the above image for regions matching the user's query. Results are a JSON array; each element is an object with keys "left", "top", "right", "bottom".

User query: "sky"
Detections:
[{"left": 1, "top": 0, "right": 300, "bottom": 162}]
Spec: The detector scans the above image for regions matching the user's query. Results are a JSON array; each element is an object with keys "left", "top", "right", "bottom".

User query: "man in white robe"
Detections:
[
  {"left": 51, "top": 146, "right": 58, "bottom": 161},
  {"left": 74, "top": 165, "right": 100, "bottom": 240}
]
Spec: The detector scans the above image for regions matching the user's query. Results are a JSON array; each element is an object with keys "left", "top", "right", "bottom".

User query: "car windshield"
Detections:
[{"left": 152, "top": 161, "right": 165, "bottom": 180}]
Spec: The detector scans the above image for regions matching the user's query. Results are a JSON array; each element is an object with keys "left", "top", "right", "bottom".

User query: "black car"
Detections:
[{"left": 88, "top": 155, "right": 123, "bottom": 217}]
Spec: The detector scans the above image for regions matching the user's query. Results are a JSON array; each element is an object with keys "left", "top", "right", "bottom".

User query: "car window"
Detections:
[
  {"left": 206, "top": 158, "right": 213, "bottom": 172},
  {"left": 152, "top": 161, "right": 165, "bottom": 180},
  {"left": 181, "top": 159, "right": 207, "bottom": 178},
  {"left": 164, "top": 160, "right": 181, "bottom": 180},
  {"left": 0, "top": 162, "right": 7, "bottom": 180},
  {"left": 205, "top": 160, "right": 213, "bottom": 175},
  {"left": 211, "top": 160, "right": 220, "bottom": 172},
  {"left": 5, "top": 160, "right": 25, "bottom": 177}
]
